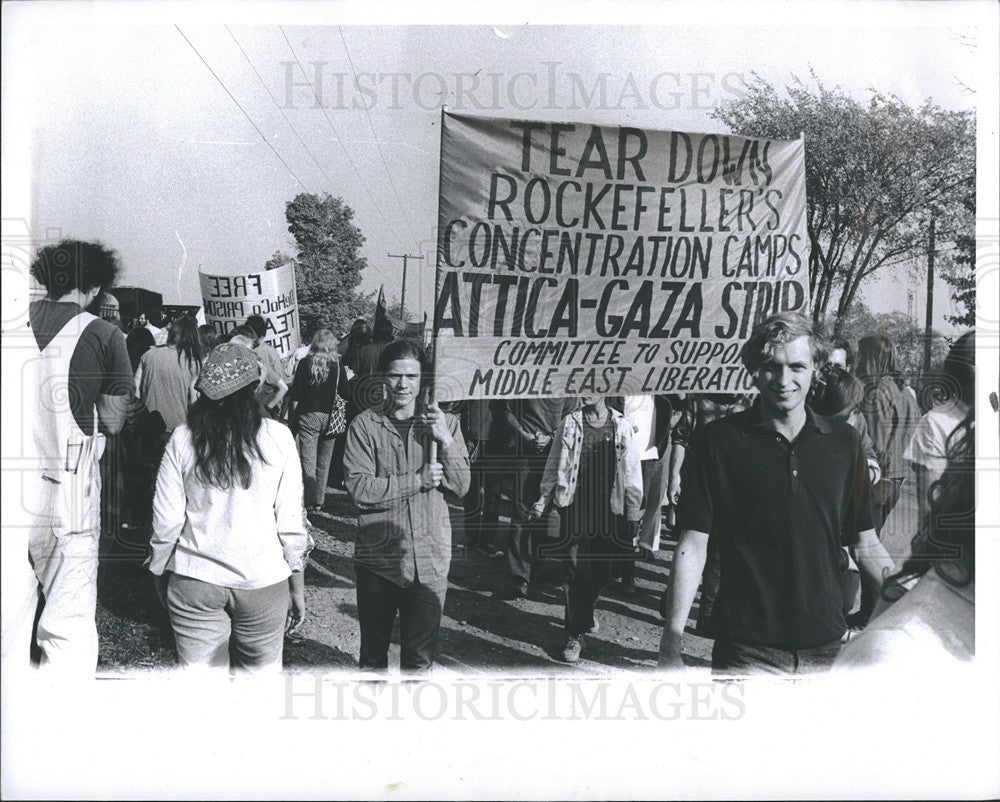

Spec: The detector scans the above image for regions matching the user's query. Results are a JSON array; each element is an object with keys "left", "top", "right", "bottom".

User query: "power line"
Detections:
[
  {"left": 226, "top": 26, "right": 339, "bottom": 192},
  {"left": 338, "top": 26, "right": 422, "bottom": 251},
  {"left": 174, "top": 25, "right": 307, "bottom": 192},
  {"left": 279, "top": 26, "right": 405, "bottom": 249}
]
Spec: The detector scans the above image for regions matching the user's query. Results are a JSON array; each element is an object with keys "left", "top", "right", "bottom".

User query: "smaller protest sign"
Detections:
[{"left": 199, "top": 263, "right": 301, "bottom": 358}]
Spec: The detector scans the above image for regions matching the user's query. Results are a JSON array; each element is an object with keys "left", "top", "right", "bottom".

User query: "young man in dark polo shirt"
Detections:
[{"left": 658, "top": 313, "right": 896, "bottom": 675}]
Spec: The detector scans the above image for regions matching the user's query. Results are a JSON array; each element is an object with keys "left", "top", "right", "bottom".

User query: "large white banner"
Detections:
[
  {"left": 434, "top": 112, "right": 810, "bottom": 401},
  {"left": 199, "top": 263, "right": 300, "bottom": 358}
]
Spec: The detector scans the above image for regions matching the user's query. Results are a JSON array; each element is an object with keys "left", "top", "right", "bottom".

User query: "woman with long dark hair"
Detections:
[
  {"left": 856, "top": 335, "right": 910, "bottom": 530},
  {"left": 287, "top": 328, "right": 349, "bottom": 514},
  {"left": 851, "top": 335, "right": 915, "bottom": 627},
  {"left": 136, "top": 315, "right": 203, "bottom": 433},
  {"left": 148, "top": 343, "right": 310, "bottom": 671}
]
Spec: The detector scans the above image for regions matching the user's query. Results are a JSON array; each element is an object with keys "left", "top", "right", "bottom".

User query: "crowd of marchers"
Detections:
[{"left": 14, "top": 239, "right": 977, "bottom": 677}]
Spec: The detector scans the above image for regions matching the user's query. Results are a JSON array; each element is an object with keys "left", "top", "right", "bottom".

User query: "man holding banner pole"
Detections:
[{"left": 658, "top": 313, "right": 896, "bottom": 675}]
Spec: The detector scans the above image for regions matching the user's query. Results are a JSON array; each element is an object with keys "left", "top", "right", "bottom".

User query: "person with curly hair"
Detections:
[{"left": 18, "top": 240, "right": 133, "bottom": 673}]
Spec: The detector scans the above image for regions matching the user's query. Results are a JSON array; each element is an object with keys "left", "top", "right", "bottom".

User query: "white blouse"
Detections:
[{"left": 149, "top": 418, "right": 311, "bottom": 589}]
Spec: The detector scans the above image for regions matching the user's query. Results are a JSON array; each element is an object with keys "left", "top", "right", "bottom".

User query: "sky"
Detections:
[{"left": 5, "top": 3, "right": 993, "bottom": 332}]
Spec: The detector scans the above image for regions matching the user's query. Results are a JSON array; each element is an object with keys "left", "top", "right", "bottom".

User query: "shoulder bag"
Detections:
[{"left": 324, "top": 362, "right": 348, "bottom": 436}]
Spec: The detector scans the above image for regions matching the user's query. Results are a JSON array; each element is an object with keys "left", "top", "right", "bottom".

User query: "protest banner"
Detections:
[
  {"left": 433, "top": 112, "right": 810, "bottom": 401},
  {"left": 199, "top": 263, "right": 301, "bottom": 358}
]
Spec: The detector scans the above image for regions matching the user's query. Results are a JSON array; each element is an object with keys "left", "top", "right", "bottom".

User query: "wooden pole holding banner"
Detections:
[{"left": 427, "top": 106, "right": 448, "bottom": 465}]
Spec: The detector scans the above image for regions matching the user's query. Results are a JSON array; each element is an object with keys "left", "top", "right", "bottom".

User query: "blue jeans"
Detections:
[
  {"left": 712, "top": 636, "right": 844, "bottom": 676},
  {"left": 356, "top": 564, "right": 446, "bottom": 673}
]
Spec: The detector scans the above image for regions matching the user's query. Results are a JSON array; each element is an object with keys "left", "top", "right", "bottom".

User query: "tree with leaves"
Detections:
[
  {"left": 712, "top": 72, "right": 975, "bottom": 328},
  {"left": 264, "top": 250, "right": 293, "bottom": 271},
  {"left": 282, "top": 192, "right": 375, "bottom": 339},
  {"left": 938, "top": 182, "right": 976, "bottom": 327},
  {"left": 829, "top": 301, "right": 950, "bottom": 386}
]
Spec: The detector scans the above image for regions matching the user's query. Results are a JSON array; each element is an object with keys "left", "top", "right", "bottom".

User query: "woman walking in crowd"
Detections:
[
  {"left": 904, "top": 331, "right": 975, "bottom": 525},
  {"left": 136, "top": 314, "right": 203, "bottom": 434},
  {"left": 227, "top": 324, "right": 288, "bottom": 418},
  {"left": 148, "top": 343, "right": 310, "bottom": 672},
  {"left": 287, "top": 328, "right": 350, "bottom": 515},
  {"left": 855, "top": 335, "right": 911, "bottom": 531},
  {"left": 532, "top": 395, "right": 643, "bottom": 663},
  {"left": 343, "top": 340, "right": 469, "bottom": 673},
  {"left": 854, "top": 334, "right": 915, "bottom": 626},
  {"left": 834, "top": 409, "right": 975, "bottom": 670},
  {"left": 134, "top": 315, "right": 203, "bottom": 529}
]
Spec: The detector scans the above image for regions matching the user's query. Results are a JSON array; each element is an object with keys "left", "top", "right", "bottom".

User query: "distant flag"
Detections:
[{"left": 374, "top": 283, "right": 425, "bottom": 342}]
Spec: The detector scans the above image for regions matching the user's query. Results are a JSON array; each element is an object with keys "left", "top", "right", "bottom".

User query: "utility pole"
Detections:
[
  {"left": 388, "top": 253, "right": 424, "bottom": 319},
  {"left": 922, "top": 219, "right": 935, "bottom": 377}
]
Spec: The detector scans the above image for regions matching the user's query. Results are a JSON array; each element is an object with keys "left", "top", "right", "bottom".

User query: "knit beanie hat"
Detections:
[{"left": 195, "top": 343, "right": 261, "bottom": 400}]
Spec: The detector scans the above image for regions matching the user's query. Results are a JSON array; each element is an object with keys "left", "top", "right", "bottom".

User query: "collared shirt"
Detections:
[
  {"left": 537, "top": 408, "right": 644, "bottom": 520},
  {"left": 677, "top": 403, "right": 875, "bottom": 649},
  {"left": 343, "top": 405, "right": 470, "bottom": 587},
  {"left": 148, "top": 419, "right": 311, "bottom": 589}
]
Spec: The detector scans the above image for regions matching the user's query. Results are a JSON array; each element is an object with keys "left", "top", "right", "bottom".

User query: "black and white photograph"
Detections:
[{"left": 2, "top": 0, "right": 998, "bottom": 798}]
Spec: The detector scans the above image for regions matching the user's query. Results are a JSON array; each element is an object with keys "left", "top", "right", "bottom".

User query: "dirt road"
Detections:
[{"left": 96, "top": 482, "right": 918, "bottom": 675}]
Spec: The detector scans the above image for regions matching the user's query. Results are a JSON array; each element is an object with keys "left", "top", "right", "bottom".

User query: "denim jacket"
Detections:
[
  {"left": 533, "top": 408, "right": 644, "bottom": 521},
  {"left": 343, "top": 406, "right": 470, "bottom": 586}
]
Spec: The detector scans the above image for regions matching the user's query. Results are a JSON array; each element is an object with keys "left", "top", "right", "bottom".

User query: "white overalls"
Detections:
[{"left": 26, "top": 309, "right": 106, "bottom": 672}]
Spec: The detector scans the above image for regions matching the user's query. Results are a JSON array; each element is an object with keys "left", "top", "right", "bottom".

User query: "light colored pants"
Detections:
[
  {"left": 27, "top": 526, "right": 100, "bottom": 673},
  {"left": 637, "top": 456, "right": 669, "bottom": 552},
  {"left": 166, "top": 573, "right": 289, "bottom": 672}
]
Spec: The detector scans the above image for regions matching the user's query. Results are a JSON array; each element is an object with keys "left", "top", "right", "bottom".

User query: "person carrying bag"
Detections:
[{"left": 287, "top": 329, "right": 349, "bottom": 515}]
